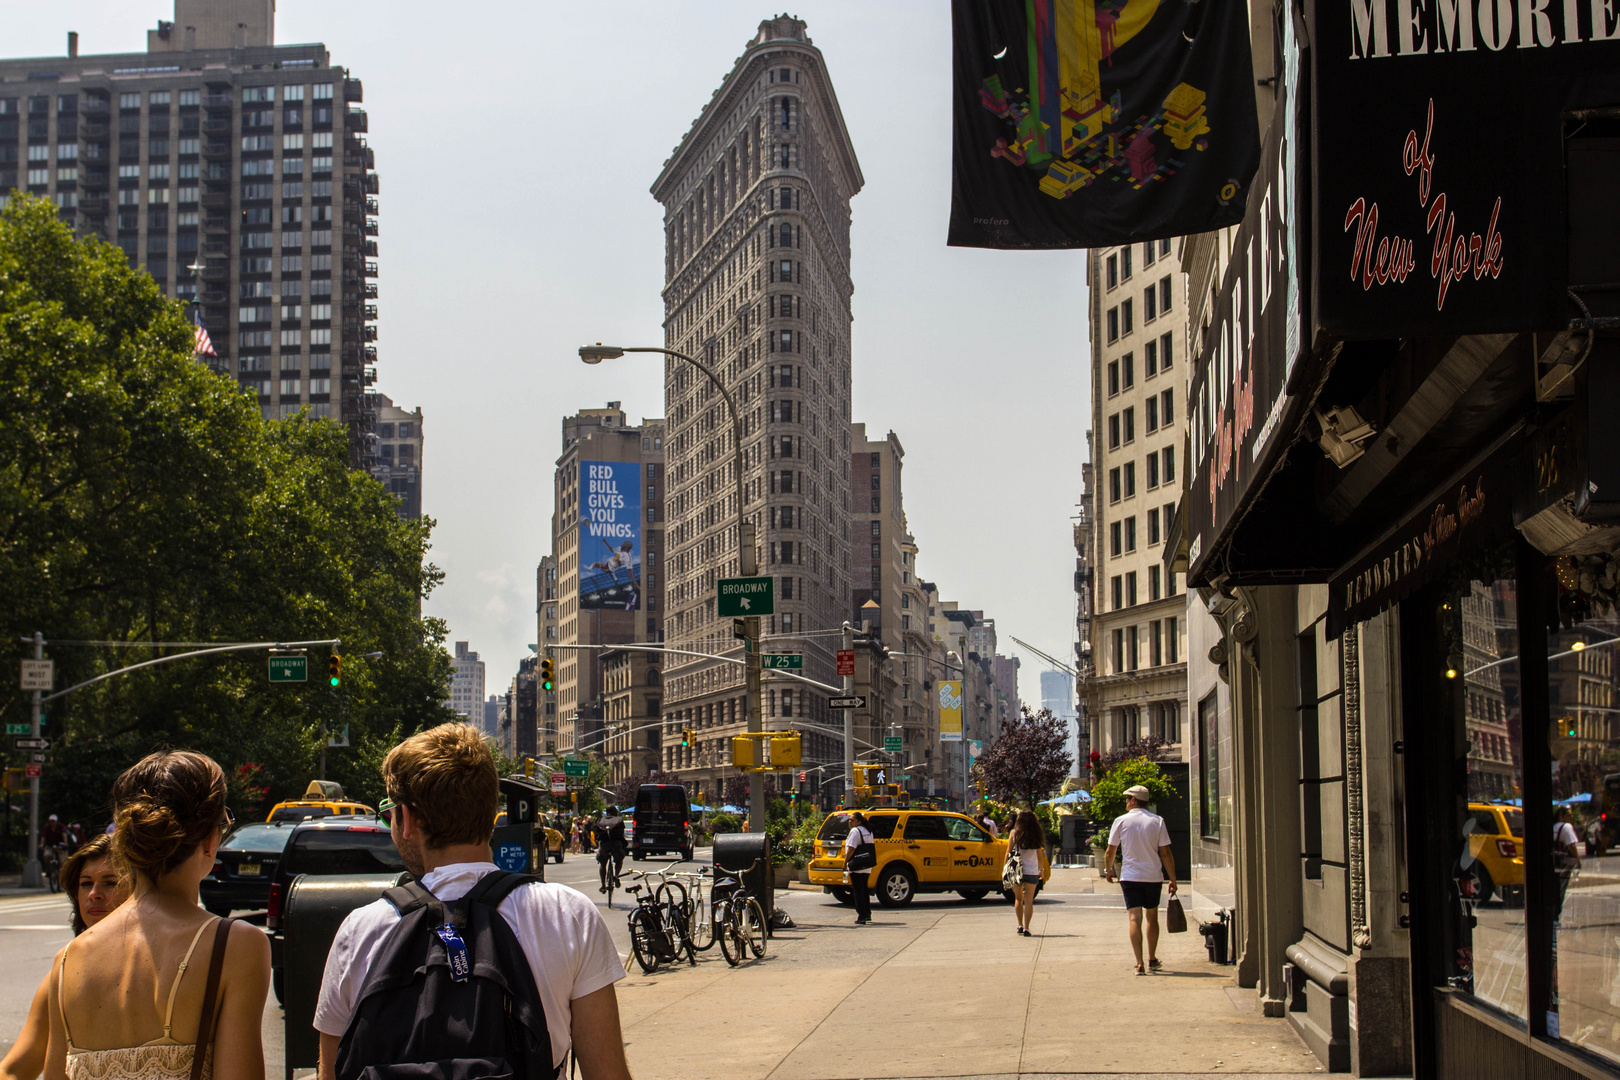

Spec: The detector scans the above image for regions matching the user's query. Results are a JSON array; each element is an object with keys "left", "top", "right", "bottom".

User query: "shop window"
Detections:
[{"left": 1199, "top": 692, "right": 1220, "bottom": 836}]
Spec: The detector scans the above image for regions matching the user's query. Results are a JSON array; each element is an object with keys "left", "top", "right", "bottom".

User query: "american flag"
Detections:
[{"left": 191, "top": 307, "right": 217, "bottom": 358}]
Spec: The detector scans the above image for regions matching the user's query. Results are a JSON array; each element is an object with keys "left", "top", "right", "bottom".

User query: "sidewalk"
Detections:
[
  {"left": 615, "top": 875, "right": 1326, "bottom": 1080},
  {"left": 0, "top": 872, "right": 51, "bottom": 898}
]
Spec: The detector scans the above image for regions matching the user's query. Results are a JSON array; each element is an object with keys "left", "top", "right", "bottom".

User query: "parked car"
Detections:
[
  {"left": 1462, "top": 802, "right": 1525, "bottom": 906},
  {"left": 200, "top": 821, "right": 296, "bottom": 916},
  {"left": 629, "top": 783, "right": 694, "bottom": 861},
  {"left": 266, "top": 817, "right": 408, "bottom": 1003},
  {"left": 808, "top": 809, "right": 1041, "bottom": 907},
  {"left": 266, "top": 779, "right": 373, "bottom": 823}
]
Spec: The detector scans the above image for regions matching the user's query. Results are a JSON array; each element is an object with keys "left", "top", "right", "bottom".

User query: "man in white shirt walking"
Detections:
[
  {"left": 1104, "top": 784, "right": 1178, "bottom": 975},
  {"left": 314, "top": 722, "right": 633, "bottom": 1079}
]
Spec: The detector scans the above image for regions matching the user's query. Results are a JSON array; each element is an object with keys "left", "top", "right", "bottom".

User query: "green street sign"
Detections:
[
  {"left": 268, "top": 655, "right": 308, "bottom": 683},
  {"left": 762, "top": 653, "right": 802, "bottom": 670},
  {"left": 563, "top": 759, "right": 590, "bottom": 779},
  {"left": 5, "top": 724, "right": 29, "bottom": 735},
  {"left": 885, "top": 736, "right": 903, "bottom": 753},
  {"left": 717, "top": 576, "right": 775, "bottom": 617}
]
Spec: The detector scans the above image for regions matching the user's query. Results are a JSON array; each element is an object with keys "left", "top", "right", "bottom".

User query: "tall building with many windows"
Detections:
[
  {"left": 649, "top": 15, "right": 861, "bottom": 806},
  {"left": 1081, "top": 241, "right": 1190, "bottom": 759},
  {"left": 368, "top": 394, "right": 421, "bottom": 518},
  {"left": 0, "top": 0, "right": 380, "bottom": 464},
  {"left": 448, "top": 641, "right": 484, "bottom": 721}
]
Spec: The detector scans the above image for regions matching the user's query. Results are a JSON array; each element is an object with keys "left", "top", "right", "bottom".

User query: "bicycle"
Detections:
[
  {"left": 599, "top": 849, "right": 623, "bottom": 909},
  {"left": 712, "top": 859, "right": 767, "bottom": 967},
  {"left": 40, "top": 845, "right": 62, "bottom": 893},
  {"left": 666, "top": 866, "right": 719, "bottom": 952},
  {"left": 625, "top": 869, "right": 694, "bottom": 973}
]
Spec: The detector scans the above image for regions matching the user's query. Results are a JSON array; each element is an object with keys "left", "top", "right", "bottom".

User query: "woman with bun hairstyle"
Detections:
[
  {"left": 45, "top": 750, "right": 270, "bottom": 1080},
  {"left": 1, "top": 836, "right": 131, "bottom": 1080}
]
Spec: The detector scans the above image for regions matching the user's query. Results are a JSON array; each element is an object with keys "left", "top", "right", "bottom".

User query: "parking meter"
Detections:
[
  {"left": 493, "top": 775, "right": 547, "bottom": 878},
  {"left": 282, "top": 872, "right": 411, "bottom": 1080}
]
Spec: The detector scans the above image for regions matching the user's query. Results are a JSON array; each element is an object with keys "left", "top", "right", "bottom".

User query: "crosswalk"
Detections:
[{"left": 0, "top": 894, "right": 71, "bottom": 918}]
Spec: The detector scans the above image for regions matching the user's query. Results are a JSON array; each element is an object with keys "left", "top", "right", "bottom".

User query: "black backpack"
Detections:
[{"left": 335, "top": 870, "right": 555, "bottom": 1080}]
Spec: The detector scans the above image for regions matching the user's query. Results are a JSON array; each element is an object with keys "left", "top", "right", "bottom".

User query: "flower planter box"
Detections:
[{"left": 772, "top": 864, "right": 795, "bottom": 889}]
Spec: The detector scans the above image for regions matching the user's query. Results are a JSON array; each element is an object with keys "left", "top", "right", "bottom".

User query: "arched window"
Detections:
[{"left": 647, "top": 668, "right": 661, "bottom": 687}]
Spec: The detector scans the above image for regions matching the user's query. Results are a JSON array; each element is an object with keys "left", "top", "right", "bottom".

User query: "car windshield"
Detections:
[
  {"left": 223, "top": 824, "right": 295, "bottom": 853},
  {"left": 284, "top": 827, "right": 406, "bottom": 875},
  {"left": 636, "top": 788, "right": 688, "bottom": 814}
]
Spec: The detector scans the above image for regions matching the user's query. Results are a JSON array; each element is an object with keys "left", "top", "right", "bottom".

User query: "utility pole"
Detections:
[
  {"left": 842, "top": 621, "right": 854, "bottom": 801},
  {"left": 22, "top": 632, "right": 43, "bottom": 888},
  {"left": 743, "top": 521, "right": 765, "bottom": 835}
]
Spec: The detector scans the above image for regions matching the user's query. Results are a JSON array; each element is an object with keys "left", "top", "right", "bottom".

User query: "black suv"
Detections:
[
  {"left": 629, "top": 784, "right": 694, "bottom": 861},
  {"left": 200, "top": 821, "right": 296, "bottom": 916},
  {"left": 266, "top": 817, "right": 408, "bottom": 1003}
]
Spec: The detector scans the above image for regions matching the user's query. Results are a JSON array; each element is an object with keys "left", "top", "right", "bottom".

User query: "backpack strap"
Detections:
[
  {"left": 383, "top": 880, "right": 443, "bottom": 923},
  {"left": 465, "top": 870, "right": 538, "bottom": 908}
]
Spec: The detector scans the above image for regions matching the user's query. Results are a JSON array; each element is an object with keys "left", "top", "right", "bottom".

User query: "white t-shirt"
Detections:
[
  {"left": 1107, "top": 808, "right": 1172, "bottom": 882},
  {"left": 313, "top": 861, "right": 626, "bottom": 1068},
  {"left": 1555, "top": 821, "right": 1580, "bottom": 849},
  {"left": 844, "top": 825, "right": 873, "bottom": 852}
]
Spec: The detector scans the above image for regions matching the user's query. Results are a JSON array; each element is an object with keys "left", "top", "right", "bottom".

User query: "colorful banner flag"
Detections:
[
  {"left": 939, "top": 680, "right": 964, "bottom": 742},
  {"left": 948, "top": 0, "right": 1261, "bottom": 248}
]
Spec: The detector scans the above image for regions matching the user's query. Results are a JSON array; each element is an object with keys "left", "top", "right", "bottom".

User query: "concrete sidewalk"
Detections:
[{"left": 616, "top": 883, "right": 1325, "bottom": 1080}]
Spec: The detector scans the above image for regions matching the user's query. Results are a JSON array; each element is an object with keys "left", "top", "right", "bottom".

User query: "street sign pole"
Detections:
[
  {"left": 22, "top": 632, "right": 42, "bottom": 888},
  {"left": 842, "top": 623, "right": 854, "bottom": 802},
  {"left": 740, "top": 526, "right": 766, "bottom": 843}
]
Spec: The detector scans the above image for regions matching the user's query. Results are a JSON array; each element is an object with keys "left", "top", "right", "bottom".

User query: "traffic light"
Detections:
[
  {"left": 540, "top": 657, "right": 555, "bottom": 692},
  {"left": 523, "top": 756, "right": 536, "bottom": 779},
  {"left": 328, "top": 653, "right": 342, "bottom": 688},
  {"left": 681, "top": 727, "right": 693, "bottom": 748}
]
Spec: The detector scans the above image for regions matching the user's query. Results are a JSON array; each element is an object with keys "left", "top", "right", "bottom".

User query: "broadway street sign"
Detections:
[
  {"left": 268, "top": 655, "right": 308, "bottom": 683},
  {"left": 717, "top": 577, "right": 774, "bottom": 617}
]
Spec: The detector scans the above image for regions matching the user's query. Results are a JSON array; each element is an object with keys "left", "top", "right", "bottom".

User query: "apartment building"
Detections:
[
  {"left": 1083, "top": 241, "right": 1189, "bottom": 759},
  {"left": 548, "top": 404, "right": 664, "bottom": 757},
  {"left": 0, "top": 0, "right": 381, "bottom": 464},
  {"left": 650, "top": 15, "right": 861, "bottom": 806},
  {"left": 499, "top": 655, "right": 537, "bottom": 760},
  {"left": 368, "top": 393, "right": 421, "bottom": 518},
  {"left": 600, "top": 648, "right": 662, "bottom": 784},
  {"left": 448, "top": 640, "right": 484, "bottom": 721}
]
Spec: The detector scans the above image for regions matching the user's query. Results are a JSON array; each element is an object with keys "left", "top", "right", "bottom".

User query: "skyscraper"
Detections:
[
  {"left": 368, "top": 394, "right": 422, "bottom": 518},
  {"left": 650, "top": 16, "right": 862, "bottom": 805},
  {"left": 0, "top": 0, "right": 380, "bottom": 465},
  {"left": 449, "top": 641, "right": 484, "bottom": 721}
]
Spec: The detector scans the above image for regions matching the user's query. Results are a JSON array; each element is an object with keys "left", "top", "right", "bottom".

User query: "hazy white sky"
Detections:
[{"left": 14, "top": 1, "right": 1094, "bottom": 708}]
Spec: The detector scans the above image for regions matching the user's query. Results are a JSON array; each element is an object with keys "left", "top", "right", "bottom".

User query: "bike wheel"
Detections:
[
  {"left": 686, "top": 897, "right": 717, "bottom": 951},
  {"left": 629, "top": 908, "right": 660, "bottom": 974},
  {"left": 717, "top": 901, "right": 744, "bottom": 967},
  {"left": 663, "top": 904, "right": 696, "bottom": 966},
  {"left": 654, "top": 879, "right": 688, "bottom": 913},
  {"left": 742, "top": 897, "right": 767, "bottom": 960}
]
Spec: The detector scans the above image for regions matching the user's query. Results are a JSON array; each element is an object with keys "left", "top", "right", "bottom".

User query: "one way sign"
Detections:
[{"left": 717, "top": 576, "right": 775, "bottom": 617}]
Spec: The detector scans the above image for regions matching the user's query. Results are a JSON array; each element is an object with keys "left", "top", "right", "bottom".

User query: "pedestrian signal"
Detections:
[
  {"left": 328, "top": 653, "right": 342, "bottom": 688},
  {"left": 540, "top": 657, "right": 555, "bottom": 692}
]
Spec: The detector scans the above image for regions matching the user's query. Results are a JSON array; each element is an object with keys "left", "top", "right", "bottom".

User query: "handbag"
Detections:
[
  {"left": 1165, "top": 896, "right": 1188, "bottom": 933},
  {"left": 846, "top": 827, "right": 876, "bottom": 873},
  {"left": 1002, "top": 849, "right": 1022, "bottom": 891}
]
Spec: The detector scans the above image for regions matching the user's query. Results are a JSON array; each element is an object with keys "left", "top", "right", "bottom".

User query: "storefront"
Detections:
[{"left": 1176, "top": 0, "right": 1620, "bottom": 1073}]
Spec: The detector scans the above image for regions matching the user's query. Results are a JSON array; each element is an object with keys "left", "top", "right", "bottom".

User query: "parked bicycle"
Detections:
[
  {"left": 712, "top": 858, "right": 767, "bottom": 967},
  {"left": 625, "top": 868, "right": 695, "bottom": 974}
]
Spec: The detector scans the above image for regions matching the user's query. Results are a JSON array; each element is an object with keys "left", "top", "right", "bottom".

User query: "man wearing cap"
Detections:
[{"left": 1104, "top": 785, "right": 1177, "bottom": 974}]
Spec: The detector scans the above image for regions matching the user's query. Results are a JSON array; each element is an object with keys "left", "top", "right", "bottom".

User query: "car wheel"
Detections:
[
  {"left": 958, "top": 889, "right": 989, "bottom": 902},
  {"left": 632, "top": 853, "right": 643, "bottom": 862},
  {"left": 876, "top": 865, "right": 916, "bottom": 908},
  {"left": 1504, "top": 885, "right": 1526, "bottom": 909},
  {"left": 272, "top": 967, "right": 284, "bottom": 1006},
  {"left": 830, "top": 887, "right": 852, "bottom": 905},
  {"left": 553, "top": 849, "right": 563, "bottom": 864},
  {"left": 681, "top": 847, "right": 694, "bottom": 862},
  {"left": 1475, "top": 865, "right": 1497, "bottom": 905}
]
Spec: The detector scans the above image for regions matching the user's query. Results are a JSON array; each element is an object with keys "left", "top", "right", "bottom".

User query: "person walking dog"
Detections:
[{"left": 1104, "top": 784, "right": 1178, "bottom": 974}]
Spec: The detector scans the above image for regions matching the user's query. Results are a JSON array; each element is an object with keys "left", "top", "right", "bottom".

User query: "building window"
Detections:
[
  {"left": 1150, "top": 620, "right": 1163, "bottom": 665},
  {"left": 1107, "top": 360, "right": 1119, "bottom": 396},
  {"left": 1109, "top": 521, "right": 1121, "bottom": 557},
  {"left": 1123, "top": 461, "right": 1136, "bottom": 498},
  {"left": 1108, "top": 467, "right": 1121, "bottom": 504},
  {"left": 1108, "top": 413, "right": 1120, "bottom": 449},
  {"left": 1107, "top": 307, "right": 1119, "bottom": 343},
  {"left": 1125, "top": 516, "right": 1137, "bottom": 552},
  {"left": 1145, "top": 339, "right": 1159, "bottom": 378},
  {"left": 1121, "top": 245, "right": 1133, "bottom": 279},
  {"left": 1147, "top": 453, "right": 1160, "bottom": 489},
  {"left": 1123, "top": 408, "right": 1135, "bottom": 444},
  {"left": 1121, "top": 298, "right": 1134, "bottom": 335},
  {"left": 1160, "top": 276, "right": 1173, "bottom": 313},
  {"left": 1160, "top": 332, "right": 1173, "bottom": 369},
  {"left": 1127, "top": 624, "right": 1139, "bottom": 669},
  {"left": 1161, "top": 389, "right": 1175, "bottom": 426},
  {"left": 1126, "top": 572, "right": 1137, "bottom": 607},
  {"left": 1148, "top": 507, "right": 1161, "bottom": 546},
  {"left": 1106, "top": 253, "right": 1118, "bottom": 289},
  {"left": 1122, "top": 352, "right": 1135, "bottom": 389},
  {"left": 1111, "top": 627, "right": 1124, "bottom": 672},
  {"left": 1111, "top": 575, "right": 1123, "bottom": 611},
  {"left": 1146, "top": 396, "right": 1158, "bottom": 433},
  {"left": 1149, "top": 565, "right": 1162, "bottom": 601},
  {"left": 1166, "top": 616, "right": 1178, "bottom": 660},
  {"left": 1144, "top": 285, "right": 1158, "bottom": 321},
  {"left": 1162, "top": 446, "right": 1175, "bottom": 483},
  {"left": 1143, "top": 240, "right": 1156, "bottom": 267}
]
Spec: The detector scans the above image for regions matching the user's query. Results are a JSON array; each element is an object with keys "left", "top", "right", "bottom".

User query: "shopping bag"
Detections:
[{"left": 1165, "top": 896, "right": 1189, "bottom": 933}]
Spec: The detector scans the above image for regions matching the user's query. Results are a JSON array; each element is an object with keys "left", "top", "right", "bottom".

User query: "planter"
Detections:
[
  {"left": 797, "top": 866, "right": 812, "bottom": 884},
  {"left": 772, "top": 863, "right": 794, "bottom": 889}
]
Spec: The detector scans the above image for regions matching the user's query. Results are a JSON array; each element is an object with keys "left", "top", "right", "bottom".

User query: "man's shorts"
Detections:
[
  {"left": 596, "top": 844, "right": 623, "bottom": 863},
  {"left": 1120, "top": 880, "right": 1163, "bottom": 910}
]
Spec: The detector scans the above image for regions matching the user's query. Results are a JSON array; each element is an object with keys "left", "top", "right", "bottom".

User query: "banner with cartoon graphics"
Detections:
[{"left": 940, "top": 680, "right": 964, "bottom": 742}]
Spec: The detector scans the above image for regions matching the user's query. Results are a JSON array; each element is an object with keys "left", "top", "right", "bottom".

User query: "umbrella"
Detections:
[
  {"left": 1040, "top": 790, "right": 1092, "bottom": 805},
  {"left": 689, "top": 803, "right": 712, "bottom": 812},
  {"left": 1558, "top": 793, "right": 1593, "bottom": 806},
  {"left": 719, "top": 804, "right": 746, "bottom": 813}
]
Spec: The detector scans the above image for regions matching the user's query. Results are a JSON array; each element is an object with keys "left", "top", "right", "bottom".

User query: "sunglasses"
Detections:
[
  {"left": 377, "top": 797, "right": 396, "bottom": 826},
  {"left": 219, "top": 806, "right": 235, "bottom": 835}
]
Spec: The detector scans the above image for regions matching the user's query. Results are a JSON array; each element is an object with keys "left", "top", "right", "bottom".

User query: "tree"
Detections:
[
  {"left": 1084, "top": 757, "right": 1177, "bottom": 840},
  {"left": 611, "top": 771, "right": 666, "bottom": 808},
  {"left": 1093, "top": 734, "right": 1171, "bottom": 781},
  {"left": 723, "top": 772, "right": 777, "bottom": 810},
  {"left": 974, "top": 706, "right": 1074, "bottom": 809},
  {"left": 0, "top": 196, "right": 457, "bottom": 828}
]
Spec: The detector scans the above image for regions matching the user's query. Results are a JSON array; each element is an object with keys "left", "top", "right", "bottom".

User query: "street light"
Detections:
[{"left": 577, "top": 341, "right": 766, "bottom": 836}]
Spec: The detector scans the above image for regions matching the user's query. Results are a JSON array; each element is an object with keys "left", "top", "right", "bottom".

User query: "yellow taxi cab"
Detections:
[
  {"left": 808, "top": 809, "right": 1049, "bottom": 907},
  {"left": 492, "top": 808, "right": 566, "bottom": 863},
  {"left": 1463, "top": 801, "right": 1525, "bottom": 905},
  {"left": 265, "top": 780, "right": 373, "bottom": 823}
]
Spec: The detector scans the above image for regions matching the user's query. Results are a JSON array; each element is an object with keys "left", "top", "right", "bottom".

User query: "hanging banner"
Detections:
[
  {"left": 948, "top": 0, "right": 1262, "bottom": 249},
  {"left": 939, "top": 680, "right": 964, "bottom": 742},
  {"left": 1307, "top": 0, "right": 1620, "bottom": 336},
  {"left": 579, "top": 461, "right": 641, "bottom": 611}
]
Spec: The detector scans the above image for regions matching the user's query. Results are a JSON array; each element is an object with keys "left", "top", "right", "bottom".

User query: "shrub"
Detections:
[
  {"left": 707, "top": 811, "right": 742, "bottom": 836},
  {"left": 1084, "top": 757, "right": 1176, "bottom": 840}
]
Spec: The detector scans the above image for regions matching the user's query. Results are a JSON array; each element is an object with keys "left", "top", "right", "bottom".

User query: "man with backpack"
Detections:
[{"left": 313, "top": 723, "right": 632, "bottom": 1080}]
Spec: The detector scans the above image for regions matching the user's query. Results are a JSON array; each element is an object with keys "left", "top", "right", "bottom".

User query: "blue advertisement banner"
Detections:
[{"left": 579, "top": 461, "right": 641, "bottom": 611}]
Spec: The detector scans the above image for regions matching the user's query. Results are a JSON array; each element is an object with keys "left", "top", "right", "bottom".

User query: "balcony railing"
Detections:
[
  {"left": 365, "top": 197, "right": 378, "bottom": 214},
  {"left": 203, "top": 117, "right": 231, "bottom": 136},
  {"left": 202, "top": 141, "right": 232, "bottom": 159},
  {"left": 364, "top": 283, "right": 377, "bottom": 299},
  {"left": 202, "top": 94, "right": 232, "bottom": 108},
  {"left": 344, "top": 78, "right": 363, "bottom": 102},
  {"left": 363, "top": 304, "right": 377, "bottom": 321},
  {"left": 345, "top": 107, "right": 367, "bottom": 133}
]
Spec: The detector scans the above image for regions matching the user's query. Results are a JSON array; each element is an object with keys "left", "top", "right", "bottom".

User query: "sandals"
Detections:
[{"left": 1135, "top": 964, "right": 1147, "bottom": 975}]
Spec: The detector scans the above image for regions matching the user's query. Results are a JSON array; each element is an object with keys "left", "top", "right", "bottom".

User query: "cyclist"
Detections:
[{"left": 597, "top": 804, "right": 628, "bottom": 894}]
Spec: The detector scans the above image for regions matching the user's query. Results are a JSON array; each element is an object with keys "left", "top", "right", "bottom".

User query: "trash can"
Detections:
[
  {"left": 281, "top": 872, "right": 411, "bottom": 1080},
  {"left": 1199, "top": 908, "right": 1232, "bottom": 965},
  {"left": 712, "top": 830, "right": 772, "bottom": 927}
]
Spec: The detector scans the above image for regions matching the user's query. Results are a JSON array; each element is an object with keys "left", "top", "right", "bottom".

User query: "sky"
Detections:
[{"left": 12, "top": 1, "right": 1093, "bottom": 709}]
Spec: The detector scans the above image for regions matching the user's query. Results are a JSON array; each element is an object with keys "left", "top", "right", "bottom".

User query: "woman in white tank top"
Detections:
[{"left": 46, "top": 750, "right": 271, "bottom": 1080}]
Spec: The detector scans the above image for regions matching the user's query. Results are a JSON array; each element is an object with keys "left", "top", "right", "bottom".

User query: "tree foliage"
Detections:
[
  {"left": 1083, "top": 757, "right": 1177, "bottom": 840},
  {"left": 0, "top": 197, "right": 457, "bottom": 826},
  {"left": 974, "top": 706, "right": 1074, "bottom": 809},
  {"left": 1093, "top": 734, "right": 1172, "bottom": 781}
]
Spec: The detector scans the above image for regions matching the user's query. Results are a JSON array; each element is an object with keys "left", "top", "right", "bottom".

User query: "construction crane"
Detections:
[{"left": 1009, "top": 636, "right": 1079, "bottom": 679}]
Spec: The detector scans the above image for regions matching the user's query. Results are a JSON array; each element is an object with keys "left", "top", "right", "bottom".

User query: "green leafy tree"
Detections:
[
  {"left": 0, "top": 196, "right": 457, "bottom": 829},
  {"left": 1083, "top": 757, "right": 1177, "bottom": 843}
]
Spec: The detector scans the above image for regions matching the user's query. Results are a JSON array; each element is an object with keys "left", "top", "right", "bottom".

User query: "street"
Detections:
[{"left": 0, "top": 865, "right": 1326, "bottom": 1079}]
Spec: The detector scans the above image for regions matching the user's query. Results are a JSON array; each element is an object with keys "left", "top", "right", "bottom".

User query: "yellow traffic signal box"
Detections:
[
  {"left": 769, "top": 732, "right": 801, "bottom": 766},
  {"left": 732, "top": 735, "right": 756, "bottom": 768}
]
